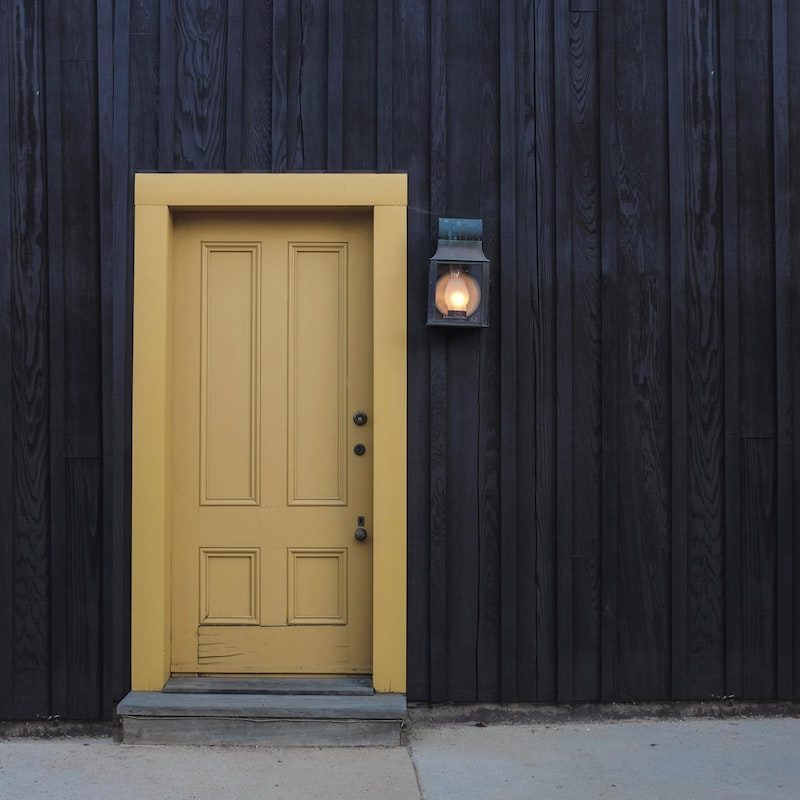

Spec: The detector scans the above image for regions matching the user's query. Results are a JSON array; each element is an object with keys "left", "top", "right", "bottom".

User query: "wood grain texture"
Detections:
[
  {"left": 1, "top": 0, "right": 797, "bottom": 719},
  {"left": 789, "top": 0, "right": 800, "bottom": 700},
  {"left": 682, "top": 0, "right": 725, "bottom": 699},
  {"left": 174, "top": 0, "right": 227, "bottom": 168},
  {"left": 514, "top": 0, "right": 539, "bottom": 701},
  {"left": 287, "top": 0, "right": 327, "bottom": 169},
  {"left": 241, "top": 0, "right": 273, "bottom": 169},
  {"left": 442, "top": 0, "right": 480, "bottom": 702},
  {"left": 398, "top": 0, "right": 432, "bottom": 703},
  {"left": 271, "top": 0, "right": 288, "bottom": 170},
  {"left": 64, "top": 459, "right": 102, "bottom": 718},
  {"left": 9, "top": 0, "right": 51, "bottom": 719},
  {"left": 740, "top": 438, "right": 777, "bottom": 698},
  {"left": 475, "top": 0, "right": 500, "bottom": 703},
  {"left": 109, "top": 0, "right": 133, "bottom": 715},
  {"left": 554, "top": 0, "right": 574, "bottom": 704},
  {"left": 719, "top": 0, "right": 742, "bottom": 698},
  {"left": 599, "top": 0, "right": 620, "bottom": 702},
  {"left": 343, "top": 0, "right": 376, "bottom": 170},
  {"left": 771, "top": 0, "right": 793, "bottom": 701},
  {"left": 0, "top": 0, "right": 15, "bottom": 720},
  {"left": 666, "top": 0, "right": 689, "bottom": 702},
  {"left": 613, "top": 0, "right": 672, "bottom": 701},
  {"left": 531, "top": 0, "right": 557, "bottom": 703},
  {"left": 498, "top": 0, "right": 518, "bottom": 704},
  {"left": 568, "top": 9, "right": 601, "bottom": 703},
  {"left": 225, "top": 0, "right": 244, "bottom": 170}
]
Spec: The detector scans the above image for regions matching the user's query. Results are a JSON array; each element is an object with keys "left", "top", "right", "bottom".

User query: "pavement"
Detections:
[{"left": 1, "top": 717, "right": 799, "bottom": 799}]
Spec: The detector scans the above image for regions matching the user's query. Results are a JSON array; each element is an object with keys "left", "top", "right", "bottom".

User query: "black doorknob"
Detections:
[
  {"left": 353, "top": 411, "right": 368, "bottom": 426},
  {"left": 354, "top": 443, "right": 366, "bottom": 456},
  {"left": 354, "top": 527, "right": 368, "bottom": 542}
]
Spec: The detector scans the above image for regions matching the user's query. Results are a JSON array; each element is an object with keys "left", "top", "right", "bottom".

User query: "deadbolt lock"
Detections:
[{"left": 353, "top": 411, "right": 368, "bottom": 426}]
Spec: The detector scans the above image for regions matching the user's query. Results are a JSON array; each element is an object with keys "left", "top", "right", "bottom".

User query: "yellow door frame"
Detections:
[{"left": 131, "top": 173, "right": 407, "bottom": 693}]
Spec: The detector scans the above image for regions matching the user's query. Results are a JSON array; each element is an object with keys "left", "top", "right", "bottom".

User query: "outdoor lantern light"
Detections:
[{"left": 427, "top": 217, "right": 490, "bottom": 328}]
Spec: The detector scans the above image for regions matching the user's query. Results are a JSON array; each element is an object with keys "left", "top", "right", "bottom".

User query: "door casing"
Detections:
[{"left": 130, "top": 173, "right": 407, "bottom": 693}]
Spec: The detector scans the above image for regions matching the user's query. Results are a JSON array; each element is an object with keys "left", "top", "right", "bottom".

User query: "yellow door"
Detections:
[{"left": 170, "top": 211, "right": 373, "bottom": 675}]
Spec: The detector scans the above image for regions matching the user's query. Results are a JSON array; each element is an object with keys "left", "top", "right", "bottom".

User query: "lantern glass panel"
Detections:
[{"left": 434, "top": 265, "right": 482, "bottom": 317}]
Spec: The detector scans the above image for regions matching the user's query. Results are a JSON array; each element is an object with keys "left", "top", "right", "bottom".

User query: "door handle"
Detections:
[{"left": 354, "top": 527, "right": 368, "bottom": 542}]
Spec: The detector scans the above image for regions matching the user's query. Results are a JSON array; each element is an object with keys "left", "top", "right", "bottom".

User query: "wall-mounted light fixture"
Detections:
[{"left": 427, "top": 218, "right": 490, "bottom": 328}]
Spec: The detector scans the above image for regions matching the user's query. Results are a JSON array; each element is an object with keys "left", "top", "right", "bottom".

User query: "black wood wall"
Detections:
[{"left": 1, "top": 0, "right": 799, "bottom": 719}]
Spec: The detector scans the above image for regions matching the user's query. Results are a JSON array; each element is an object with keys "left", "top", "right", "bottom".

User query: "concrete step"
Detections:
[
  {"left": 116, "top": 691, "right": 406, "bottom": 747},
  {"left": 163, "top": 676, "right": 374, "bottom": 696}
]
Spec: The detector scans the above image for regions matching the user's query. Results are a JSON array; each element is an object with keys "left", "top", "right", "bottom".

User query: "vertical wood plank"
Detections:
[
  {"left": 515, "top": 0, "right": 539, "bottom": 701},
  {"left": 64, "top": 459, "right": 102, "bottom": 717},
  {"left": 9, "top": 0, "right": 51, "bottom": 719},
  {"left": 740, "top": 438, "right": 777, "bottom": 698},
  {"left": 554, "top": 0, "right": 574, "bottom": 704},
  {"left": 287, "top": 0, "right": 328, "bottom": 169},
  {"left": 271, "top": 0, "right": 288, "bottom": 171},
  {"left": 109, "top": 0, "right": 132, "bottom": 714},
  {"left": 789, "top": 0, "right": 800, "bottom": 701},
  {"left": 428, "top": 0, "right": 447, "bottom": 704},
  {"left": 59, "top": 0, "right": 104, "bottom": 716},
  {"left": 225, "top": 0, "right": 245, "bottom": 170},
  {"left": 719, "top": 0, "right": 741, "bottom": 698},
  {"left": 532, "top": 0, "right": 558, "bottom": 703},
  {"left": 772, "top": 0, "right": 793, "bottom": 700},
  {"left": 475, "top": 0, "right": 500, "bottom": 703},
  {"left": 96, "top": 0, "right": 115, "bottom": 720},
  {"left": 614, "top": 0, "right": 671, "bottom": 701},
  {"left": 342, "top": 0, "right": 377, "bottom": 170},
  {"left": 326, "top": 0, "right": 343, "bottom": 170},
  {"left": 159, "top": 0, "right": 176, "bottom": 170},
  {"left": 498, "top": 0, "right": 518, "bottom": 704},
  {"left": 683, "top": 0, "right": 725, "bottom": 699},
  {"left": 599, "top": 0, "right": 619, "bottom": 702},
  {"left": 0, "top": 0, "right": 14, "bottom": 719},
  {"left": 734, "top": 1, "right": 777, "bottom": 697},
  {"left": 666, "top": 0, "right": 689, "bottom": 701},
  {"left": 174, "top": 0, "right": 227, "bottom": 168},
  {"left": 241, "top": 0, "right": 273, "bottom": 170},
  {"left": 429, "top": 332, "right": 447, "bottom": 703},
  {"left": 397, "top": 0, "right": 432, "bottom": 703},
  {"left": 568, "top": 8, "right": 602, "bottom": 702},
  {"left": 376, "top": 0, "right": 393, "bottom": 171}
]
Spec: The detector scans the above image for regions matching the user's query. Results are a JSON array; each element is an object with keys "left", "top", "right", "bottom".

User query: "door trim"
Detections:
[{"left": 131, "top": 173, "right": 407, "bottom": 693}]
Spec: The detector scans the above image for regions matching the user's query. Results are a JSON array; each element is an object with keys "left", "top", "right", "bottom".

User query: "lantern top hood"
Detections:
[{"left": 430, "top": 218, "right": 489, "bottom": 264}]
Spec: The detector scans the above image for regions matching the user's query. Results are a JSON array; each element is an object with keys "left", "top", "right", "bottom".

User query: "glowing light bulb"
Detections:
[{"left": 444, "top": 268, "right": 470, "bottom": 314}]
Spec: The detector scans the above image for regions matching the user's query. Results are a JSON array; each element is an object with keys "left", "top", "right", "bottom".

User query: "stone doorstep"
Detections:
[{"left": 116, "top": 691, "right": 407, "bottom": 747}]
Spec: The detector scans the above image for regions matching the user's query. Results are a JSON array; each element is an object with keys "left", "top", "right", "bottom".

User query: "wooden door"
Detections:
[{"left": 170, "top": 212, "right": 373, "bottom": 674}]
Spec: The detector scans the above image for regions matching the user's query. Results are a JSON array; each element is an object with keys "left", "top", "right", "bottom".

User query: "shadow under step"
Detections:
[{"left": 116, "top": 691, "right": 406, "bottom": 747}]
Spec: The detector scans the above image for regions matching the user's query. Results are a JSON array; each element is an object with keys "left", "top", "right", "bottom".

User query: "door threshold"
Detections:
[{"left": 163, "top": 675, "right": 374, "bottom": 696}]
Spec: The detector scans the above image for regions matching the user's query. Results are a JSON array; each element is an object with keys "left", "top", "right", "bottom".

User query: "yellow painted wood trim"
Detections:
[
  {"left": 135, "top": 173, "right": 408, "bottom": 208},
  {"left": 372, "top": 205, "right": 407, "bottom": 693},
  {"left": 131, "top": 204, "right": 173, "bottom": 690},
  {"left": 130, "top": 174, "right": 407, "bottom": 694}
]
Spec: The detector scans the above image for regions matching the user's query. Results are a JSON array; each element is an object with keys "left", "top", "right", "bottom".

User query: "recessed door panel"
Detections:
[{"left": 170, "top": 212, "right": 373, "bottom": 675}]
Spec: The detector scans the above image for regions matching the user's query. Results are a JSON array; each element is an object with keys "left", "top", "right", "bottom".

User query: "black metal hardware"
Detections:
[
  {"left": 354, "top": 527, "right": 368, "bottom": 542},
  {"left": 353, "top": 411, "right": 368, "bottom": 426},
  {"left": 354, "top": 443, "right": 366, "bottom": 456}
]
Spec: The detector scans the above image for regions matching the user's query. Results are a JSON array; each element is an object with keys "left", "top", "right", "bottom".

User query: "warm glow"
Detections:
[{"left": 443, "top": 269, "right": 470, "bottom": 312}]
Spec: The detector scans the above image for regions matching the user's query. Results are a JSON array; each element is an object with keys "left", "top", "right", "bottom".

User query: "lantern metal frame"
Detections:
[{"left": 426, "top": 217, "right": 490, "bottom": 328}]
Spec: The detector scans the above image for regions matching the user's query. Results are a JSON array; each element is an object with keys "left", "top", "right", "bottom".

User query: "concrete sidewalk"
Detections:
[{"left": 1, "top": 717, "right": 798, "bottom": 799}]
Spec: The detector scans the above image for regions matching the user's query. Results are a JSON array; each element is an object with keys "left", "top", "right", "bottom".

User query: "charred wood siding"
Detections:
[{"left": 0, "top": 0, "right": 798, "bottom": 718}]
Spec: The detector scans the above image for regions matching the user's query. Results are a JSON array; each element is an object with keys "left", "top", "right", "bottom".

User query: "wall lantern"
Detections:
[{"left": 427, "top": 218, "right": 490, "bottom": 328}]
